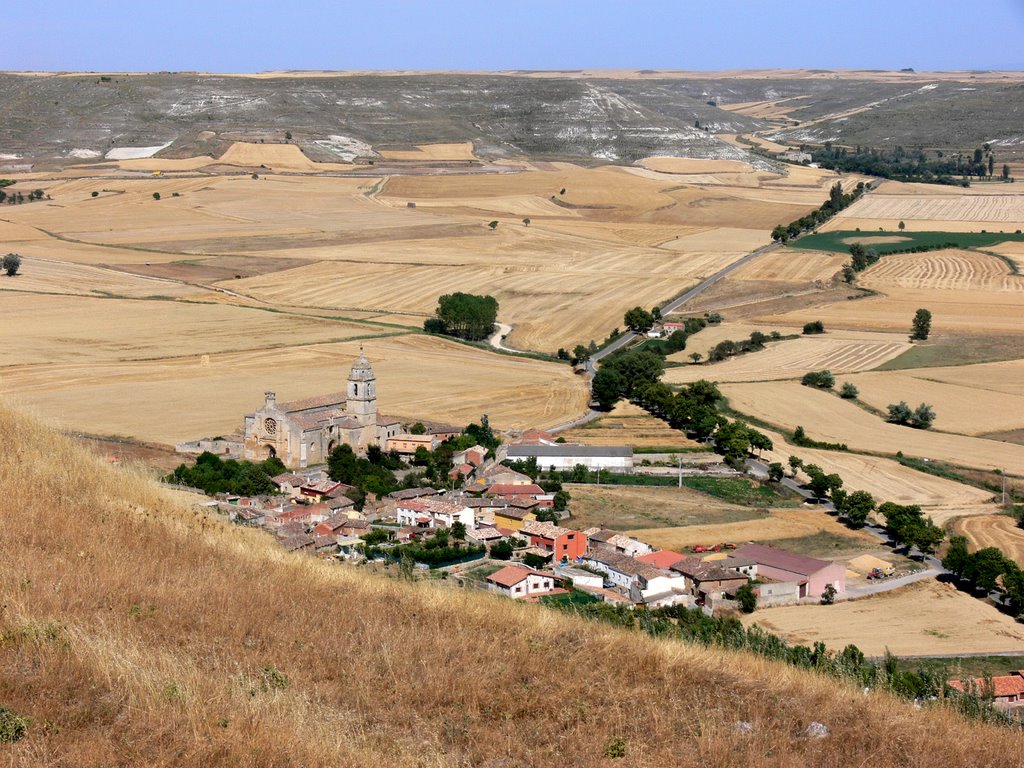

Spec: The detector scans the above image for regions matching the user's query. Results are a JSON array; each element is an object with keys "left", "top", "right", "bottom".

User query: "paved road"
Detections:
[{"left": 587, "top": 241, "right": 782, "bottom": 370}]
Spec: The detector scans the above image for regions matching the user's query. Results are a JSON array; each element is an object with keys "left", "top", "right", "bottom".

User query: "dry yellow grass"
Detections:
[
  {"left": 909, "top": 358, "right": 1024, "bottom": 397},
  {"left": 636, "top": 156, "right": 754, "bottom": 174},
  {"left": 723, "top": 380, "right": 1024, "bottom": 474},
  {"left": 831, "top": 193, "right": 1024, "bottom": 226},
  {"left": 560, "top": 401, "right": 702, "bottom": 449},
  {"left": 744, "top": 579, "right": 1024, "bottom": 656},
  {"left": 0, "top": 256, "right": 202, "bottom": 299},
  {"left": 565, "top": 482, "right": 758, "bottom": 531},
  {"left": 0, "top": 334, "right": 587, "bottom": 444},
  {"left": 3, "top": 404, "right": 1019, "bottom": 766},
  {"left": 665, "top": 329, "right": 910, "bottom": 384}
]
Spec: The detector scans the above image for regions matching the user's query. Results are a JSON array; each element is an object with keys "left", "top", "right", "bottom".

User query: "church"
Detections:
[{"left": 242, "top": 348, "right": 401, "bottom": 468}]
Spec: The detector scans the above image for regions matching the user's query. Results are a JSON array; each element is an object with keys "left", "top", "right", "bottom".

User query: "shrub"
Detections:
[
  {"left": 801, "top": 370, "right": 835, "bottom": 389},
  {"left": 839, "top": 382, "right": 859, "bottom": 399},
  {"left": 735, "top": 582, "right": 757, "bottom": 613},
  {"left": 152, "top": 192, "right": 161, "bottom": 200},
  {"left": 0, "top": 706, "right": 29, "bottom": 743},
  {"left": 803, "top": 320, "right": 825, "bottom": 335}
]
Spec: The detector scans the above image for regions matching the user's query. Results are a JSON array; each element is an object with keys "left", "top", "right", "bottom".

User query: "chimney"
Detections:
[{"left": 265, "top": 391, "right": 276, "bottom": 409}]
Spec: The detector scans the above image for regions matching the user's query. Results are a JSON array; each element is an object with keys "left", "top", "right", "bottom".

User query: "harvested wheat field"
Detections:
[
  {"left": 0, "top": 256, "right": 203, "bottom": 299},
  {"left": 955, "top": 515, "right": 1024, "bottom": 569},
  {"left": 636, "top": 156, "right": 755, "bottom": 174},
  {"left": 560, "top": 401, "right": 702, "bottom": 450},
  {"left": 0, "top": 335, "right": 588, "bottom": 445},
  {"left": 751, "top": 428, "right": 992, "bottom": 508},
  {"left": 665, "top": 329, "right": 910, "bottom": 384},
  {"left": 723, "top": 381, "right": 1024, "bottom": 475},
  {"left": 744, "top": 579, "right": 1024, "bottom": 656},
  {"left": 629, "top": 508, "right": 876, "bottom": 552},
  {"left": 727, "top": 247, "right": 846, "bottom": 283},
  {"left": 377, "top": 141, "right": 477, "bottom": 160},
  {"left": 758, "top": 249, "right": 1024, "bottom": 336},
  {"left": 908, "top": 358, "right": 1024, "bottom": 397},
  {"left": 566, "top": 483, "right": 762, "bottom": 531},
  {"left": 842, "top": 369, "right": 1024, "bottom": 436},
  {"left": 829, "top": 194, "right": 1024, "bottom": 229}
]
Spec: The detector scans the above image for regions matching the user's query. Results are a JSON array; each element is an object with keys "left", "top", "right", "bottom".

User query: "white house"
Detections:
[
  {"left": 581, "top": 550, "right": 687, "bottom": 606},
  {"left": 506, "top": 444, "right": 634, "bottom": 472},
  {"left": 396, "top": 498, "right": 475, "bottom": 530},
  {"left": 486, "top": 566, "right": 556, "bottom": 599}
]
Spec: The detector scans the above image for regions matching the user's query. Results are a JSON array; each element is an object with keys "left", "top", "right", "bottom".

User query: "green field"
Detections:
[
  {"left": 680, "top": 476, "right": 798, "bottom": 507},
  {"left": 790, "top": 230, "right": 1024, "bottom": 255}
]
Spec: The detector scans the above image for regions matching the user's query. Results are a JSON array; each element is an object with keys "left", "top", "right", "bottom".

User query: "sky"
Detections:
[{"left": 5, "top": 0, "right": 1024, "bottom": 72}]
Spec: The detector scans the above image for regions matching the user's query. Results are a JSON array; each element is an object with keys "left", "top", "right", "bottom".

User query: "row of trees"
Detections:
[
  {"left": 0, "top": 185, "right": 46, "bottom": 205},
  {"left": 943, "top": 537, "right": 1024, "bottom": 615},
  {"left": 770, "top": 181, "right": 865, "bottom": 242},
  {"left": 423, "top": 292, "right": 499, "bottom": 341},
  {"left": 810, "top": 144, "right": 1013, "bottom": 186},
  {"left": 706, "top": 330, "right": 785, "bottom": 363}
]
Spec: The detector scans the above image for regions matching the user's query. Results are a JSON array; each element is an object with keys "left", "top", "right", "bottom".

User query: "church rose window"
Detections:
[{"left": 264, "top": 418, "right": 278, "bottom": 436}]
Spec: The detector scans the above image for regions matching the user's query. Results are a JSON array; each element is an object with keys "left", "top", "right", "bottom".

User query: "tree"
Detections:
[
  {"left": 623, "top": 306, "right": 656, "bottom": 334},
  {"left": 820, "top": 584, "right": 837, "bottom": 605},
  {"left": 450, "top": 521, "right": 467, "bottom": 542},
  {"left": 522, "top": 217, "right": 531, "bottom": 227},
  {"left": 3, "top": 253, "right": 21, "bottom": 277},
  {"left": 410, "top": 422, "right": 426, "bottom": 435},
  {"left": 490, "top": 540, "right": 513, "bottom": 560},
  {"left": 767, "top": 462, "right": 785, "bottom": 483},
  {"left": 898, "top": 220, "right": 906, "bottom": 231},
  {"left": 839, "top": 382, "right": 859, "bottom": 399},
  {"left": 553, "top": 489, "right": 570, "bottom": 511},
  {"left": 771, "top": 224, "right": 788, "bottom": 242},
  {"left": 910, "top": 308, "right": 932, "bottom": 341},
  {"left": 801, "top": 370, "right": 835, "bottom": 389},
  {"left": 1003, "top": 164, "right": 1011, "bottom": 181},
  {"left": 91, "top": 190, "right": 99, "bottom": 197},
  {"left": 942, "top": 535, "right": 970, "bottom": 577},
  {"left": 988, "top": 155, "right": 995, "bottom": 178},
  {"left": 803, "top": 464, "right": 842, "bottom": 500},
  {"left": 689, "top": 352, "right": 702, "bottom": 364},
  {"left": 705, "top": 312, "right": 722, "bottom": 324},
  {"left": 488, "top": 220, "right": 499, "bottom": 230},
  {"left": 963, "top": 547, "right": 1008, "bottom": 593},
  {"left": 842, "top": 490, "right": 875, "bottom": 528},
  {"left": 735, "top": 582, "right": 757, "bottom": 613},
  {"left": 572, "top": 344, "right": 590, "bottom": 365},
  {"left": 284, "top": 131, "right": 292, "bottom": 141},
  {"left": 802, "top": 320, "right": 825, "bottom": 335},
  {"left": 412, "top": 445, "right": 432, "bottom": 466},
  {"left": 788, "top": 455, "right": 803, "bottom": 477},
  {"left": 910, "top": 403, "right": 936, "bottom": 429},
  {"left": 152, "top": 192, "right": 161, "bottom": 200},
  {"left": 886, "top": 401, "right": 914, "bottom": 425},
  {"left": 592, "top": 368, "right": 625, "bottom": 410}
]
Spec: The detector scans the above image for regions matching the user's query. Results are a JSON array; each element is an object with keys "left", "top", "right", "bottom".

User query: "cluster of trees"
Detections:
[
  {"left": 879, "top": 502, "right": 945, "bottom": 555},
  {"left": 802, "top": 320, "right": 825, "bottom": 335},
  {"left": 943, "top": 537, "right": 1024, "bottom": 615},
  {"left": 365, "top": 530, "right": 485, "bottom": 569},
  {"left": 423, "top": 292, "right": 499, "bottom": 341},
  {"left": 327, "top": 444, "right": 405, "bottom": 507},
  {"left": 166, "top": 452, "right": 286, "bottom": 496},
  {"left": 623, "top": 305, "right": 661, "bottom": 334},
  {"left": 706, "top": 330, "right": 785, "bottom": 363},
  {"left": 886, "top": 401, "right": 936, "bottom": 429},
  {"left": 557, "top": 340, "right": 598, "bottom": 366},
  {"left": 770, "top": 181, "right": 865, "bottom": 242},
  {"left": 811, "top": 144, "right": 1012, "bottom": 186},
  {"left": 3, "top": 253, "right": 20, "bottom": 276},
  {"left": 0, "top": 183, "right": 46, "bottom": 205},
  {"left": 592, "top": 348, "right": 666, "bottom": 410},
  {"left": 790, "top": 425, "right": 848, "bottom": 451},
  {"left": 801, "top": 369, "right": 835, "bottom": 389}
]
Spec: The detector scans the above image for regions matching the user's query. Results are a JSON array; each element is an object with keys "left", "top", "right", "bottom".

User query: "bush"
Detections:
[
  {"left": 803, "top": 320, "right": 825, "bottom": 334},
  {"left": 152, "top": 192, "right": 161, "bottom": 200},
  {"left": 735, "top": 582, "right": 757, "bottom": 613},
  {"left": 801, "top": 370, "right": 835, "bottom": 389},
  {"left": 0, "top": 706, "right": 29, "bottom": 743},
  {"left": 839, "top": 382, "right": 859, "bottom": 399},
  {"left": 3, "top": 252, "right": 21, "bottom": 276}
]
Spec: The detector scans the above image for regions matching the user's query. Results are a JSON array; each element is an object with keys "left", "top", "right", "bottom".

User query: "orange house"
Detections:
[{"left": 520, "top": 520, "right": 586, "bottom": 562}]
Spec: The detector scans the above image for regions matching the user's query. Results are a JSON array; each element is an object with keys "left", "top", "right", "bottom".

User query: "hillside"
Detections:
[
  {"left": 1, "top": 403, "right": 1022, "bottom": 766},
  {"left": 2, "top": 71, "right": 1020, "bottom": 168}
]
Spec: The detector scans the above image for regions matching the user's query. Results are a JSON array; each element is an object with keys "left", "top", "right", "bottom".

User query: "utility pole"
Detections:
[{"left": 678, "top": 453, "right": 683, "bottom": 488}]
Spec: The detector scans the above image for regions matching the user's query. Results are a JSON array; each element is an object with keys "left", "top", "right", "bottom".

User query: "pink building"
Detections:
[{"left": 734, "top": 543, "right": 845, "bottom": 598}]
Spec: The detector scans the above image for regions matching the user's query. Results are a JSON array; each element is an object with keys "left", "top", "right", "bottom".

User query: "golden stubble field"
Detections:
[{"left": 744, "top": 579, "right": 1024, "bottom": 656}]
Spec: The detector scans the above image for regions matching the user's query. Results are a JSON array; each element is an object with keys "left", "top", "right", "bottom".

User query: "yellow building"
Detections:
[{"left": 494, "top": 506, "right": 537, "bottom": 532}]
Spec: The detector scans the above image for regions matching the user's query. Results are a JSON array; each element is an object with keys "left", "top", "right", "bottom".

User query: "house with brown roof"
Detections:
[
  {"left": 387, "top": 433, "right": 439, "bottom": 455},
  {"left": 486, "top": 566, "right": 556, "bottom": 599},
  {"left": 395, "top": 497, "right": 475, "bottom": 531},
  {"left": 670, "top": 557, "right": 749, "bottom": 602},
  {"left": 948, "top": 671, "right": 1024, "bottom": 710},
  {"left": 493, "top": 505, "right": 538, "bottom": 532},
  {"left": 735, "top": 544, "right": 845, "bottom": 598},
  {"left": 587, "top": 529, "right": 654, "bottom": 558}
]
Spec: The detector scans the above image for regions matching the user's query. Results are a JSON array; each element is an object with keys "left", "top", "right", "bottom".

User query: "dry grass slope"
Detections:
[{"left": 2, "top": 404, "right": 1022, "bottom": 766}]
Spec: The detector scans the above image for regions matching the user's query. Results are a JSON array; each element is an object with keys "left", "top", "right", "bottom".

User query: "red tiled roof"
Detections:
[
  {"left": 637, "top": 550, "right": 686, "bottom": 570},
  {"left": 949, "top": 671, "right": 1024, "bottom": 698}
]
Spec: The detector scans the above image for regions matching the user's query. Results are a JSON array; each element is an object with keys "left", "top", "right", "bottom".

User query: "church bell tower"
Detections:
[{"left": 347, "top": 346, "right": 378, "bottom": 428}]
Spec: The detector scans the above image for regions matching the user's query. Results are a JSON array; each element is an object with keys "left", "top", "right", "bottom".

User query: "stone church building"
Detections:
[{"left": 242, "top": 348, "right": 401, "bottom": 467}]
